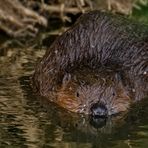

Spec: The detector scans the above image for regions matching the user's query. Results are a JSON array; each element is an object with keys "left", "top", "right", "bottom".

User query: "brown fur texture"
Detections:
[
  {"left": 56, "top": 67, "right": 131, "bottom": 115},
  {"left": 33, "top": 10, "right": 148, "bottom": 116}
]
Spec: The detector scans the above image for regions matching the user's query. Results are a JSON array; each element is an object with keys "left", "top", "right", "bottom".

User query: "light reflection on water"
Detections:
[{"left": 0, "top": 12, "right": 148, "bottom": 147}]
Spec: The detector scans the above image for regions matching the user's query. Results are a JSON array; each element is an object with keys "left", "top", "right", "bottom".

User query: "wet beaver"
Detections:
[{"left": 33, "top": 10, "right": 148, "bottom": 117}]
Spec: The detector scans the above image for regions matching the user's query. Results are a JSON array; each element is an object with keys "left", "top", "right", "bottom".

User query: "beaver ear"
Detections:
[{"left": 62, "top": 73, "right": 72, "bottom": 87}]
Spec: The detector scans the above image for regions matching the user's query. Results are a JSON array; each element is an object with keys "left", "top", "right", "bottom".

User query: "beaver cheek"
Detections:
[
  {"left": 108, "top": 103, "right": 130, "bottom": 115},
  {"left": 56, "top": 96, "right": 79, "bottom": 113},
  {"left": 108, "top": 108, "right": 119, "bottom": 116}
]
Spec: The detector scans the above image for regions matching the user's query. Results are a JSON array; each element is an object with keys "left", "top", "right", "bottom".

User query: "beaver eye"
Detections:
[
  {"left": 80, "top": 80, "right": 85, "bottom": 85},
  {"left": 76, "top": 92, "right": 79, "bottom": 97},
  {"left": 112, "top": 92, "right": 115, "bottom": 96}
]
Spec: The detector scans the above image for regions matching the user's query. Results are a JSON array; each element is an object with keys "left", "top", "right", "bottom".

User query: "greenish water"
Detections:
[{"left": 0, "top": 11, "right": 148, "bottom": 148}]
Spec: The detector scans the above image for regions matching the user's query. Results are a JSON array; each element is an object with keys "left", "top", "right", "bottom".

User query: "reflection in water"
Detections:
[
  {"left": 0, "top": 47, "right": 45, "bottom": 147},
  {"left": 0, "top": 46, "right": 148, "bottom": 148}
]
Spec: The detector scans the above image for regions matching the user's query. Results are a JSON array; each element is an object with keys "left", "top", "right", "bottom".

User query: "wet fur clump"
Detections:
[{"left": 33, "top": 10, "right": 148, "bottom": 116}]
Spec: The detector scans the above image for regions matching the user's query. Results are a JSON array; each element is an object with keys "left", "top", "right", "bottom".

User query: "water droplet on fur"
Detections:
[
  {"left": 55, "top": 50, "right": 58, "bottom": 54},
  {"left": 143, "top": 71, "right": 147, "bottom": 75},
  {"left": 91, "top": 45, "right": 95, "bottom": 48}
]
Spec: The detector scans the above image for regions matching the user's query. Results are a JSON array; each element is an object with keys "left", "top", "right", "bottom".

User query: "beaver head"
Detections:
[{"left": 55, "top": 68, "right": 131, "bottom": 117}]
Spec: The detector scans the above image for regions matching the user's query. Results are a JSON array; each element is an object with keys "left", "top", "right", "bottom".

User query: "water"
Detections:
[{"left": 0, "top": 11, "right": 148, "bottom": 148}]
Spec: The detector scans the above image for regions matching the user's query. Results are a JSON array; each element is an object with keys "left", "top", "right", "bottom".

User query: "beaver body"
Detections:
[{"left": 33, "top": 11, "right": 148, "bottom": 117}]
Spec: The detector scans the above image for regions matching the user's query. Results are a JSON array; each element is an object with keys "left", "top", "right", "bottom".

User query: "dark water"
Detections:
[{"left": 0, "top": 12, "right": 148, "bottom": 148}]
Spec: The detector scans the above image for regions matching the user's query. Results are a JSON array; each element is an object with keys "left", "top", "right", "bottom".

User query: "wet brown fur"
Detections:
[
  {"left": 56, "top": 67, "right": 131, "bottom": 115},
  {"left": 33, "top": 10, "right": 148, "bottom": 115}
]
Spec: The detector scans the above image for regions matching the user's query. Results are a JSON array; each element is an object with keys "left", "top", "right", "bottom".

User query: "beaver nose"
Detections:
[{"left": 90, "top": 103, "right": 108, "bottom": 117}]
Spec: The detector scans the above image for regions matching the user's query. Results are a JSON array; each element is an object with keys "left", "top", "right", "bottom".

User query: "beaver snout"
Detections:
[{"left": 90, "top": 103, "right": 108, "bottom": 118}]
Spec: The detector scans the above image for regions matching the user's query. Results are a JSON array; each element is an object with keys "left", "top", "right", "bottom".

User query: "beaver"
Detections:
[{"left": 33, "top": 10, "right": 148, "bottom": 117}]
